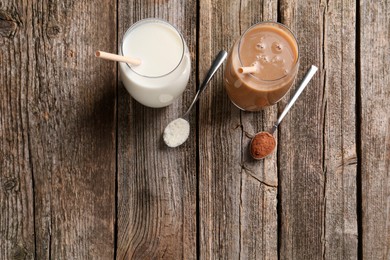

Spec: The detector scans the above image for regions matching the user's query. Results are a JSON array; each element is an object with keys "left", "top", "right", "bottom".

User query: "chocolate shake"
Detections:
[{"left": 224, "top": 22, "right": 299, "bottom": 111}]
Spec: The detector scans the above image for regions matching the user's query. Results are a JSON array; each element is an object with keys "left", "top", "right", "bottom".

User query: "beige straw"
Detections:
[
  {"left": 95, "top": 51, "right": 141, "bottom": 66},
  {"left": 238, "top": 66, "right": 258, "bottom": 74}
]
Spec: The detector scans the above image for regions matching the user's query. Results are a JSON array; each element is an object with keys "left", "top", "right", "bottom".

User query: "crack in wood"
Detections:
[{"left": 242, "top": 164, "right": 278, "bottom": 188}]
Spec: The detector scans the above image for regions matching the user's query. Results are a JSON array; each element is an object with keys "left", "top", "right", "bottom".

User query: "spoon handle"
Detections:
[
  {"left": 271, "top": 65, "right": 318, "bottom": 134},
  {"left": 183, "top": 50, "right": 228, "bottom": 118}
]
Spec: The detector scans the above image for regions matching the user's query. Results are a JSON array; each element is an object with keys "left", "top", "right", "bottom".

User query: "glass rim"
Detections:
[
  {"left": 237, "top": 21, "right": 300, "bottom": 82},
  {"left": 120, "top": 18, "right": 185, "bottom": 79}
]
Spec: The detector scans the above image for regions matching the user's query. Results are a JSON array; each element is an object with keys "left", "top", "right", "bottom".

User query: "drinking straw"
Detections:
[
  {"left": 95, "top": 51, "right": 141, "bottom": 66},
  {"left": 238, "top": 66, "right": 258, "bottom": 74}
]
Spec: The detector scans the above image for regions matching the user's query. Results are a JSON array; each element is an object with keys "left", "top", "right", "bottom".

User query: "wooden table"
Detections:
[{"left": 1, "top": 0, "right": 389, "bottom": 259}]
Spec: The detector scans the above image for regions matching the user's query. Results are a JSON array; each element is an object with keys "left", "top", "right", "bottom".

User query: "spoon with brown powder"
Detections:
[{"left": 250, "top": 65, "right": 318, "bottom": 160}]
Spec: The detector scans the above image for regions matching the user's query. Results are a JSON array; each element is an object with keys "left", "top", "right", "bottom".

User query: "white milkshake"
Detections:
[{"left": 119, "top": 19, "right": 191, "bottom": 108}]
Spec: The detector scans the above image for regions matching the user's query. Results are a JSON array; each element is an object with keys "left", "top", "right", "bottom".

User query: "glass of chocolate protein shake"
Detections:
[{"left": 224, "top": 22, "right": 299, "bottom": 111}]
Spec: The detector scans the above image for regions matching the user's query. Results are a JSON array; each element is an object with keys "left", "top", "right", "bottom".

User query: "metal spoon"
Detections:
[
  {"left": 250, "top": 65, "right": 318, "bottom": 159},
  {"left": 163, "top": 50, "right": 228, "bottom": 147}
]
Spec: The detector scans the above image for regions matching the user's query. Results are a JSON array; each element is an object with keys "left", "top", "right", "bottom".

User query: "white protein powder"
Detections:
[{"left": 163, "top": 118, "right": 190, "bottom": 147}]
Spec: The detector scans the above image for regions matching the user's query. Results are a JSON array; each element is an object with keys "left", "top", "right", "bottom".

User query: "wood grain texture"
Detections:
[
  {"left": 2, "top": 1, "right": 390, "bottom": 259},
  {"left": 0, "top": 2, "right": 35, "bottom": 259},
  {"left": 360, "top": 1, "right": 390, "bottom": 259},
  {"left": 323, "top": 0, "right": 358, "bottom": 259},
  {"left": 278, "top": 0, "right": 325, "bottom": 259},
  {"left": 1, "top": 0, "right": 117, "bottom": 259},
  {"left": 198, "top": 0, "right": 278, "bottom": 259},
  {"left": 116, "top": 1, "right": 197, "bottom": 259}
]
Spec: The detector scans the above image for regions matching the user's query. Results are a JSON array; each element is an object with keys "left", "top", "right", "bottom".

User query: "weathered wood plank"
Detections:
[
  {"left": 323, "top": 0, "right": 358, "bottom": 259},
  {"left": 32, "top": 1, "right": 117, "bottom": 258},
  {"left": 198, "top": 0, "right": 278, "bottom": 259},
  {"left": 0, "top": 2, "right": 35, "bottom": 259},
  {"left": 116, "top": 1, "right": 197, "bottom": 259},
  {"left": 278, "top": 0, "right": 325, "bottom": 259},
  {"left": 1, "top": 0, "right": 117, "bottom": 259},
  {"left": 360, "top": 1, "right": 390, "bottom": 259}
]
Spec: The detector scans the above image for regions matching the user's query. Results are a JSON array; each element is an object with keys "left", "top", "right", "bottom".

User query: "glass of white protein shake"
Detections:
[{"left": 119, "top": 18, "right": 191, "bottom": 108}]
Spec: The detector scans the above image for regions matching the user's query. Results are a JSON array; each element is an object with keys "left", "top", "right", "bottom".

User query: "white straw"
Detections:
[
  {"left": 95, "top": 51, "right": 141, "bottom": 66},
  {"left": 238, "top": 66, "right": 258, "bottom": 74}
]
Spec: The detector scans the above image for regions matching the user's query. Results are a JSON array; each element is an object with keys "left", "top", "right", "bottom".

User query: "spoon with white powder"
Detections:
[{"left": 163, "top": 50, "right": 228, "bottom": 147}]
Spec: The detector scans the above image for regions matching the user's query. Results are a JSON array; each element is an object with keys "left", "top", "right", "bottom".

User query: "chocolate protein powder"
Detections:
[{"left": 250, "top": 132, "right": 276, "bottom": 159}]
